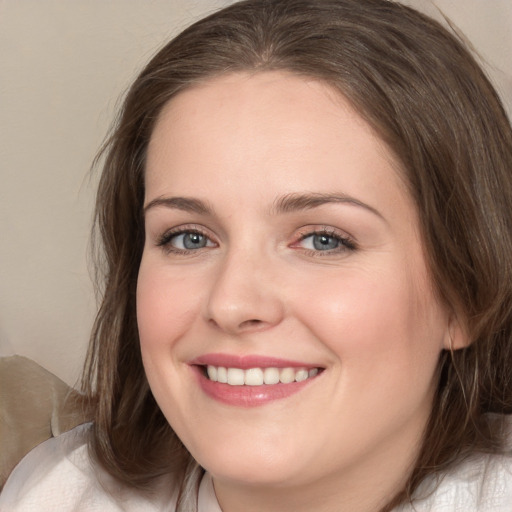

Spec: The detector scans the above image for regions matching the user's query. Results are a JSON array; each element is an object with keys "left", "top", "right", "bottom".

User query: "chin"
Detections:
[{"left": 192, "top": 441, "right": 307, "bottom": 487}]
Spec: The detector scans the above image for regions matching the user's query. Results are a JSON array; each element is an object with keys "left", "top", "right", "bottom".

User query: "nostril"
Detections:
[
  {"left": 207, "top": 317, "right": 267, "bottom": 334},
  {"left": 240, "top": 319, "right": 263, "bottom": 328}
]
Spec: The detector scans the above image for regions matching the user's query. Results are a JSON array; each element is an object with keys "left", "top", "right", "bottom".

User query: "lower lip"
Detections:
[{"left": 193, "top": 367, "right": 318, "bottom": 407}]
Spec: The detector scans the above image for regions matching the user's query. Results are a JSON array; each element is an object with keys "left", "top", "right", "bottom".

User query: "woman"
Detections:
[{"left": 2, "top": 0, "right": 512, "bottom": 510}]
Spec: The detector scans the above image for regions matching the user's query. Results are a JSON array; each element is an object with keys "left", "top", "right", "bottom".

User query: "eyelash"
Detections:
[
  {"left": 295, "top": 228, "right": 357, "bottom": 256},
  {"left": 156, "top": 226, "right": 357, "bottom": 256},
  {"left": 156, "top": 227, "right": 215, "bottom": 255}
]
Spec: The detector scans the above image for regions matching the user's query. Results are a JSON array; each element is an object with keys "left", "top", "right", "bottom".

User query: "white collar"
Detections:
[{"left": 198, "top": 472, "right": 222, "bottom": 512}]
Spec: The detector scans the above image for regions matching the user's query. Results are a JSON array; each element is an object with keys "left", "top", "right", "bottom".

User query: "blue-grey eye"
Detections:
[
  {"left": 172, "top": 232, "right": 210, "bottom": 250},
  {"left": 312, "top": 234, "right": 340, "bottom": 250},
  {"left": 300, "top": 233, "right": 342, "bottom": 251}
]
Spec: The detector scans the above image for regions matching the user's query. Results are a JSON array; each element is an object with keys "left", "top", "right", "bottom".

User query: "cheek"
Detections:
[
  {"left": 136, "top": 259, "right": 206, "bottom": 430},
  {"left": 136, "top": 260, "right": 203, "bottom": 352},
  {"left": 294, "top": 267, "right": 446, "bottom": 454},
  {"left": 295, "top": 264, "right": 445, "bottom": 385}
]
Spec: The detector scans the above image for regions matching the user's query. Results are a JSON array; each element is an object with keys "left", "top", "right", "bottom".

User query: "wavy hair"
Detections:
[{"left": 82, "top": 0, "right": 512, "bottom": 509}]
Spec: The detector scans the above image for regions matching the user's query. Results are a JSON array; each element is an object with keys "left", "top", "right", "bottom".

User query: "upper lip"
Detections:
[{"left": 190, "top": 353, "right": 322, "bottom": 370}]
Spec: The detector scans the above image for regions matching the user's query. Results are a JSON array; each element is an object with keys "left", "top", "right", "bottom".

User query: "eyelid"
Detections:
[
  {"left": 156, "top": 224, "right": 218, "bottom": 253},
  {"left": 292, "top": 225, "right": 357, "bottom": 254}
]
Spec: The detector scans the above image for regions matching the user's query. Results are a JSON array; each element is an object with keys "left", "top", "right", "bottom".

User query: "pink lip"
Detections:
[
  {"left": 189, "top": 353, "right": 322, "bottom": 407},
  {"left": 191, "top": 353, "right": 318, "bottom": 369}
]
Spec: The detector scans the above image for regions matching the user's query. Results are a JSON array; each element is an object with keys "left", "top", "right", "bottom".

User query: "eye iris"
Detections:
[
  {"left": 183, "top": 232, "right": 207, "bottom": 249},
  {"left": 313, "top": 234, "right": 339, "bottom": 250}
]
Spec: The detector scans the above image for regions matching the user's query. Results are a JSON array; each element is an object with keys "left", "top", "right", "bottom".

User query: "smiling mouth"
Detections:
[{"left": 203, "top": 365, "right": 322, "bottom": 386}]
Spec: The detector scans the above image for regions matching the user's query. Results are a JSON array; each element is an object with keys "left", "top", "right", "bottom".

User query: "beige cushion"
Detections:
[{"left": 0, "top": 355, "right": 89, "bottom": 488}]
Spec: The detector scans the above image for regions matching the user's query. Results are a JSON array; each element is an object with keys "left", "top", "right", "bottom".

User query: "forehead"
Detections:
[{"left": 145, "top": 71, "right": 410, "bottom": 215}]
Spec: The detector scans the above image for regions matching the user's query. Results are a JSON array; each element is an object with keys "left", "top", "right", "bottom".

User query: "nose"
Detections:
[{"left": 204, "top": 247, "right": 285, "bottom": 335}]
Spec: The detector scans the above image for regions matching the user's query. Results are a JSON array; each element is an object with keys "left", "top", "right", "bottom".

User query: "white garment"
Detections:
[
  {"left": 0, "top": 424, "right": 220, "bottom": 512},
  {"left": 1, "top": 423, "right": 511, "bottom": 511}
]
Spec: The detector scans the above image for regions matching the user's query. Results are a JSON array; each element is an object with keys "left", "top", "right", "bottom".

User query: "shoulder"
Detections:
[
  {"left": 0, "top": 423, "right": 179, "bottom": 512},
  {"left": 403, "top": 415, "right": 512, "bottom": 512},
  {"left": 0, "top": 423, "right": 94, "bottom": 510},
  {"left": 416, "top": 450, "right": 512, "bottom": 511}
]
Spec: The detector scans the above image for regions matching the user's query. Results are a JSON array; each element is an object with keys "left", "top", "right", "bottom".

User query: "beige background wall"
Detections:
[{"left": 1, "top": 1, "right": 511, "bottom": 387}]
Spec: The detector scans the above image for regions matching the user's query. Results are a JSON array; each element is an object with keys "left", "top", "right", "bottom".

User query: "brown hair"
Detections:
[{"left": 82, "top": 0, "right": 512, "bottom": 509}]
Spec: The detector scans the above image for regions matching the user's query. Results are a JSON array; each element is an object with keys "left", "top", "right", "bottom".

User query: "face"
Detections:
[{"left": 137, "top": 72, "right": 452, "bottom": 503}]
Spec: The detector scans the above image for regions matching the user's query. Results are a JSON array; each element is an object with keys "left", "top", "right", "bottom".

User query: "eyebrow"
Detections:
[
  {"left": 144, "top": 196, "right": 213, "bottom": 215},
  {"left": 143, "top": 192, "right": 384, "bottom": 221},
  {"left": 271, "top": 192, "right": 385, "bottom": 220}
]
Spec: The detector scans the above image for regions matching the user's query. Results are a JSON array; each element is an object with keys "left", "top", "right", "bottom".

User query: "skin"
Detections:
[{"left": 137, "top": 71, "right": 462, "bottom": 512}]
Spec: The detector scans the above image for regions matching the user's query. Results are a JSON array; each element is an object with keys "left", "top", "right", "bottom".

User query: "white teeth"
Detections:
[
  {"left": 205, "top": 365, "right": 320, "bottom": 386},
  {"left": 207, "top": 366, "right": 217, "bottom": 381},
  {"left": 279, "top": 367, "right": 295, "bottom": 384},
  {"left": 227, "top": 368, "right": 245, "bottom": 386},
  {"left": 217, "top": 367, "right": 228, "bottom": 383},
  {"left": 244, "top": 368, "right": 264, "bottom": 385},
  {"left": 295, "top": 369, "right": 309, "bottom": 382},
  {"left": 263, "top": 367, "right": 280, "bottom": 385}
]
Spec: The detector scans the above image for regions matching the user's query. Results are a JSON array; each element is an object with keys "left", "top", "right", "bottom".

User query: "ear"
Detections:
[{"left": 443, "top": 311, "right": 470, "bottom": 351}]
